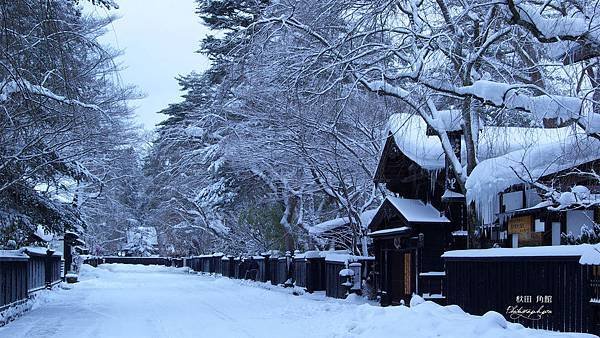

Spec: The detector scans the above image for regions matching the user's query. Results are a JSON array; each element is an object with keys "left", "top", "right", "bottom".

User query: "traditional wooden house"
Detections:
[
  {"left": 369, "top": 112, "right": 600, "bottom": 307},
  {"left": 368, "top": 196, "right": 453, "bottom": 305},
  {"left": 465, "top": 123, "right": 600, "bottom": 248},
  {"left": 369, "top": 112, "right": 469, "bottom": 305}
]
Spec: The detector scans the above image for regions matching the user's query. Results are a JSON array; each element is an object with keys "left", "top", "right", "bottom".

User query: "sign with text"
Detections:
[
  {"left": 506, "top": 294, "right": 553, "bottom": 321},
  {"left": 508, "top": 216, "right": 532, "bottom": 235}
]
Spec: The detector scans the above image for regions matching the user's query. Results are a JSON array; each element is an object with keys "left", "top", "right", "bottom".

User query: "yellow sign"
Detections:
[{"left": 508, "top": 216, "right": 532, "bottom": 234}]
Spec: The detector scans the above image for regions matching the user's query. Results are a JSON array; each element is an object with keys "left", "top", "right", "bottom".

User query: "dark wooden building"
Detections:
[
  {"left": 488, "top": 160, "right": 600, "bottom": 249},
  {"left": 369, "top": 113, "right": 467, "bottom": 306},
  {"left": 368, "top": 197, "right": 453, "bottom": 305}
]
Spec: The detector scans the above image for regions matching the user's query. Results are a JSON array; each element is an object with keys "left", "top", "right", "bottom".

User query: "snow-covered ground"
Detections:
[{"left": 0, "top": 264, "right": 592, "bottom": 338}]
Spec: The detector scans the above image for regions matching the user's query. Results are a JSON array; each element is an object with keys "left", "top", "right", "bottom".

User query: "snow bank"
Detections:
[
  {"left": 338, "top": 297, "right": 590, "bottom": 337},
  {"left": 80, "top": 264, "right": 114, "bottom": 280}
]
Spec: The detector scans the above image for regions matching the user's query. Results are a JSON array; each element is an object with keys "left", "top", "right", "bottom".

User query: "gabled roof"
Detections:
[
  {"left": 368, "top": 197, "right": 450, "bottom": 233},
  {"left": 386, "top": 197, "right": 450, "bottom": 224}
]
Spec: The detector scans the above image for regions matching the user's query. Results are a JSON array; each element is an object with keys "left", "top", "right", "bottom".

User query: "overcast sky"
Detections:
[{"left": 85, "top": 0, "right": 211, "bottom": 130}]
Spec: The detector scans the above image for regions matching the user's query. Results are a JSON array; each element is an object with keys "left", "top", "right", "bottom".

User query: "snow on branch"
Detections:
[
  {"left": 505, "top": 0, "right": 600, "bottom": 62},
  {"left": 506, "top": 1, "right": 596, "bottom": 42},
  {"left": 1, "top": 78, "right": 103, "bottom": 112},
  {"left": 425, "top": 78, "right": 600, "bottom": 135}
]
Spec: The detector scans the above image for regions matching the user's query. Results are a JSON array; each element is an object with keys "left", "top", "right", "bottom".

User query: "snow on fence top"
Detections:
[
  {"left": 466, "top": 128, "right": 600, "bottom": 224},
  {"left": 309, "top": 209, "right": 378, "bottom": 235},
  {"left": 386, "top": 196, "right": 450, "bottom": 223},
  {"left": 387, "top": 113, "right": 575, "bottom": 171},
  {"left": 0, "top": 250, "right": 29, "bottom": 261},
  {"left": 443, "top": 244, "right": 600, "bottom": 265},
  {"left": 324, "top": 252, "right": 374, "bottom": 263},
  {"left": 21, "top": 246, "right": 61, "bottom": 257}
]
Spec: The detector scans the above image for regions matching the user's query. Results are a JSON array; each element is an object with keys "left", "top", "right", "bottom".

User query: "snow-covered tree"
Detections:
[
  {"left": 239, "top": 0, "right": 600, "bottom": 235},
  {"left": 0, "top": 0, "right": 140, "bottom": 246}
]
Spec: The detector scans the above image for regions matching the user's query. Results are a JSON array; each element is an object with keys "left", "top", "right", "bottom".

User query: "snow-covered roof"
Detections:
[
  {"left": 443, "top": 244, "right": 600, "bottom": 265},
  {"left": 387, "top": 113, "right": 576, "bottom": 171},
  {"left": 309, "top": 209, "right": 378, "bottom": 235},
  {"left": 429, "top": 109, "right": 463, "bottom": 132},
  {"left": 466, "top": 128, "right": 600, "bottom": 223},
  {"left": 368, "top": 226, "right": 411, "bottom": 237},
  {"left": 441, "top": 189, "right": 464, "bottom": 200},
  {"left": 34, "top": 225, "right": 54, "bottom": 242},
  {"left": 386, "top": 197, "right": 450, "bottom": 223}
]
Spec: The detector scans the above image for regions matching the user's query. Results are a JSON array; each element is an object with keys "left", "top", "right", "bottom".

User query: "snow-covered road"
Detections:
[{"left": 0, "top": 264, "right": 592, "bottom": 338}]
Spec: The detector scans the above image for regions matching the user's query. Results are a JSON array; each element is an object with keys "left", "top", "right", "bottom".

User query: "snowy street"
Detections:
[{"left": 0, "top": 264, "right": 591, "bottom": 338}]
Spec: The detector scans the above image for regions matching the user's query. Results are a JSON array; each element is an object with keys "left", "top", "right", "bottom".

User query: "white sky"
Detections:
[{"left": 84, "top": 0, "right": 211, "bottom": 130}]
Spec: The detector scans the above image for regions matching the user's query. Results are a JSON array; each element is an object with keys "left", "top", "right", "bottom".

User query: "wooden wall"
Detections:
[{"left": 445, "top": 257, "right": 598, "bottom": 334}]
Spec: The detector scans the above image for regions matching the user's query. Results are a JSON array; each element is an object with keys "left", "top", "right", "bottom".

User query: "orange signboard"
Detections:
[{"left": 508, "top": 216, "right": 532, "bottom": 234}]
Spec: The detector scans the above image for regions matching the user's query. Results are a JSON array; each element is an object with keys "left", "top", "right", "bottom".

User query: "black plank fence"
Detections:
[
  {"left": 22, "top": 247, "right": 62, "bottom": 292},
  {"left": 325, "top": 254, "right": 374, "bottom": 299},
  {"left": 0, "top": 248, "right": 63, "bottom": 323},
  {"left": 443, "top": 246, "right": 600, "bottom": 335},
  {"left": 102, "top": 256, "right": 171, "bottom": 266}
]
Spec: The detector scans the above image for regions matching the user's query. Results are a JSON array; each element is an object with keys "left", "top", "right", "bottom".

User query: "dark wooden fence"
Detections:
[
  {"left": 221, "top": 256, "right": 234, "bottom": 277},
  {"left": 268, "top": 257, "right": 279, "bottom": 285},
  {"left": 325, "top": 260, "right": 347, "bottom": 299},
  {"left": 306, "top": 255, "right": 326, "bottom": 293},
  {"left": 444, "top": 254, "right": 599, "bottom": 335},
  {"left": 0, "top": 252, "right": 29, "bottom": 312},
  {"left": 171, "top": 258, "right": 184, "bottom": 268},
  {"left": 23, "top": 248, "right": 62, "bottom": 292},
  {"left": 276, "top": 256, "right": 289, "bottom": 285},
  {"left": 102, "top": 256, "right": 171, "bottom": 266},
  {"left": 325, "top": 256, "right": 373, "bottom": 299},
  {"left": 0, "top": 248, "right": 63, "bottom": 317},
  {"left": 26, "top": 252, "right": 47, "bottom": 293},
  {"left": 214, "top": 254, "right": 224, "bottom": 275},
  {"left": 294, "top": 256, "right": 307, "bottom": 288}
]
